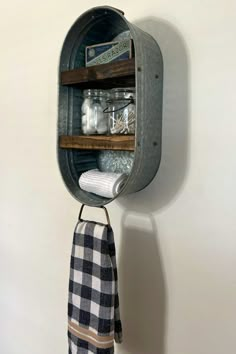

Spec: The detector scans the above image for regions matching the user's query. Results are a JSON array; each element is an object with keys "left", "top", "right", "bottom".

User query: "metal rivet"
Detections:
[
  {"left": 137, "top": 141, "right": 141, "bottom": 147},
  {"left": 137, "top": 67, "right": 141, "bottom": 72},
  {"left": 153, "top": 142, "right": 158, "bottom": 146},
  {"left": 155, "top": 74, "right": 159, "bottom": 79}
]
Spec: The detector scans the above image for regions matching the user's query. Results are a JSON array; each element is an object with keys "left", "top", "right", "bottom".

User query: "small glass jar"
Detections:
[
  {"left": 81, "top": 89, "right": 109, "bottom": 135},
  {"left": 104, "top": 88, "right": 135, "bottom": 135}
]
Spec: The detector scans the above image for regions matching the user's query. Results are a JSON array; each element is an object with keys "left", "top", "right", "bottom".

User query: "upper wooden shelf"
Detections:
[
  {"left": 60, "top": 58, "right": 135, "bottom": 89},
  {"left": 59, "top": 135, "right": 135, "bottom": 151}
]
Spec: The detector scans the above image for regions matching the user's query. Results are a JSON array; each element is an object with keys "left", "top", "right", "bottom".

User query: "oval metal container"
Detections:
[{"left": 57, "top": 6, "right": 163, "bottom": 206}]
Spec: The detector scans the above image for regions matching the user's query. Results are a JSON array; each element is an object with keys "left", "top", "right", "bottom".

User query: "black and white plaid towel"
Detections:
[{"left": 68, "top": 220, "right": 122, "bottom": 354}]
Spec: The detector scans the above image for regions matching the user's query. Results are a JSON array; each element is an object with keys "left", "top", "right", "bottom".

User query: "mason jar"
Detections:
[
  {"left": 104, "top": 88, "right": 135, "bottom": 135},
  {"left": 81, "top": 89, "right": 109, "bottom": 135}
]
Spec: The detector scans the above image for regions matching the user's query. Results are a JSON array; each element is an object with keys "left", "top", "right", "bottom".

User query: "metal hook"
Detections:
[{"left": 78, "top": 204, "right": 111, "bottom": 226}]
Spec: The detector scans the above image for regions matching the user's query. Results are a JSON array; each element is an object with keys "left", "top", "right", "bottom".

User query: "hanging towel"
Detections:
[
  {"left": 78, "top": 169, "right": 127, "bottom": 199},
  {"left": 68, "top": 220, "right": 122, "bottom": 354}
]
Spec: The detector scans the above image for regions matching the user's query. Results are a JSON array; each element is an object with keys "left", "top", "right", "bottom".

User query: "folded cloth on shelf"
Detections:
[
  {"left": 78, "top": 169, "right": 127, "bottom": 198},
  {"left": 68, "top": 220, "right": 122, "bottom": 354}
]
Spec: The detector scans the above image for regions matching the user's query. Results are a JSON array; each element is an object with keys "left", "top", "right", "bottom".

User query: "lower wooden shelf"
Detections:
[{"left": 59, "top": 135, "right": 135, "bottom": 151}]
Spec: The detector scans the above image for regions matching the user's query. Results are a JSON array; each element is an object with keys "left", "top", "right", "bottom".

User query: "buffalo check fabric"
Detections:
[{"left": 68, "top": 220, "right": 122, "bottom": 354}]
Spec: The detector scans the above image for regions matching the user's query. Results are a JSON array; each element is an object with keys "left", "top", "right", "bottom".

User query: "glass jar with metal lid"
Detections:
[
  {"left": 104, "top": 88, "right": 135, "bottom": 135},
  {"left": 81, "top": 89, "right": 109, "bottom": 135}
]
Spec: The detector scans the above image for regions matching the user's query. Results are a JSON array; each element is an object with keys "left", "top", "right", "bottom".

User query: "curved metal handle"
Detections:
[
  {"left": 109, "top": 6, "right": 125, "bottom": 15},
  {"left": 78, "top": 204, "right": 111, "bottom": 226},
  {"left": 103, "top": 97, "right": 134, "bottom": 114}
]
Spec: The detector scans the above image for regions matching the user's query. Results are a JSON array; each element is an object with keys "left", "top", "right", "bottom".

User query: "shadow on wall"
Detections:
[
  {"left": 115, "top": 18, "right": 190, "bottom": 353},
  {"left": 118, "top": 212, "right": 166, "bottom": 354},
  {"left": 118, "top": 17, "right": 190, "bottom": 213}
]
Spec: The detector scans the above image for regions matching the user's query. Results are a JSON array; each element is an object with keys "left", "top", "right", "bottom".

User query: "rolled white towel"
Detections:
[{"left": 79, "top": 169, "right": 127, "bottom": 198}]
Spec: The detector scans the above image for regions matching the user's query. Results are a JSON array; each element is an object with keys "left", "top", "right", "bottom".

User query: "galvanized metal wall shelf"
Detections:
[{"left": 57, "top": 6, "right": 163, "bottom": 206}]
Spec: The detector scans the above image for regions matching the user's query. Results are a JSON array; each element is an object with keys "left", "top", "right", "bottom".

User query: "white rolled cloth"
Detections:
[{"left": 79, "top": 169, "right": 127, "bottom": 198}]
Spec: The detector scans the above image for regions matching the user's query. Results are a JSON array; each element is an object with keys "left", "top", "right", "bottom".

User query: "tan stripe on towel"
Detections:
[{"left": 68, "top": 321, "right": 114, "bottom": 349}]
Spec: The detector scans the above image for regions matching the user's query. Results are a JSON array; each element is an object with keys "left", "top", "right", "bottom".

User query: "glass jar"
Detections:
[
  {"left": 104, "top": 88, "right": 135, "bottom": 135},
  {"left": 81, "top": 89, "right": 109, "bottom": 135}
]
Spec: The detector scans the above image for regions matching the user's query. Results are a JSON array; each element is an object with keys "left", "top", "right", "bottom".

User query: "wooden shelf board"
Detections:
[
  {"left": 59, "top": 135, "right": 135, "bottom": 151},
  {"left": 60, "top": 58, "right": 135, "bottom": 88}
]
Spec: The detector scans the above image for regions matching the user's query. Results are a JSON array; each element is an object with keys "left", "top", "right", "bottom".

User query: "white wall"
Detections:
[{"left": 0, "top": 1, "right": 236, "bottom": 353}]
